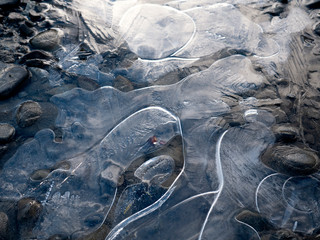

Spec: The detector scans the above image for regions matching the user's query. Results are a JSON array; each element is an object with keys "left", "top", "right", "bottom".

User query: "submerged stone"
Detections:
[
  {"left": 261, "top": 144, "right": 320, "bottom": 176},
  {"left": 30, "top": 169, "right": 51, "bottom": 181},
  {"left": 16, "top": 100, "right": 42, "bottom": 127},
  {"left": 17, "top": 198, "right": 42, "bottom": 222},
  {"left": 235, "top": 210, "right": 274, "bottom": 233},
  {"left": 0, "top": 123, "right": 15, "bottom": 143},
  {"left": 0, "top": 65, "right": 29, "bottom": 99},
  {"left": 134, "top": 155, "right": 175, "bottom": 185}
]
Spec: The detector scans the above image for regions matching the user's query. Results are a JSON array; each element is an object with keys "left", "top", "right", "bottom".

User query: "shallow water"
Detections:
[{"left": 1, "top": 0, "right": 320, "bottom": 239}]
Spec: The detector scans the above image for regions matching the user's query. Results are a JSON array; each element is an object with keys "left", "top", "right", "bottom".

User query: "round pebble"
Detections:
[
  {"left": 30, "top": 29, "right": 62, "bottom": 51},
  {"left": 261, "top": 144, "right": 320, "bottom": 176},
  {"left": 0, "top": 65, "right": 29, "bottom": 99},
  {"left": 16, "top": 100, "right": 42, "bottom": 127},
  {"left": 30, "top": 169, "right": 51, "bottom": 181},
  {"left": 0, "top": 123, "right": 15, "bottom": 143}
]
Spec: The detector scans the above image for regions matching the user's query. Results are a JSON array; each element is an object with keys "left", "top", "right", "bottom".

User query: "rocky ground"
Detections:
[{"left": 1, "top": 0, "right": 320, "bottom": 239}]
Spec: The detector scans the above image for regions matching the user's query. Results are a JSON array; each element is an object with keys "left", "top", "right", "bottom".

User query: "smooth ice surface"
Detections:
[
  {"left": 118, "top": 4, "right": 195, "bottom": 59},
  {"left": 256, "top": 174, "right": 320, "bottom": 233}
]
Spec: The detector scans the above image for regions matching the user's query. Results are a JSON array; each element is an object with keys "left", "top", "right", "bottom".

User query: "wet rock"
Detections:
[
  {"left": 29, "top": 9, "right": 44, "bottom": 22},
  {"left": 30, "top": 29, "right": 62, "bottom": 51},
  {"left": 303, "top": 0, "right": 320, "bottom": 9},
  {"left": 16, "top": 100, "right": 42, "bottom": 127},
  {"left": 235, "top": 210, "right": 274, "bottom": 233},
  {"left": 0, "top": 212, "right": 8, "bottom": 240},
  {"left": 261, "top": 229, "right": 301, "bottom": 240},
  {"left": 7, "top": 12, "right": 25, "bottom": 22},
  {"left": 0, "top": 123, "right": 15, "bottom": 143},
  {"left": 17, "top": 198, "right": 42, "bottom": 222},
  {"left": 0, "top": 0, "right": 19, "bottom": 7},
  {"left": 19, "top": 23, "right": 35, "bottom": 37},
  {"left": 0, "top": 64, "right": 29, "bottom": 98},
  {"left": 313, "top": 22, "right": 320, "bottom": 36},
  {"left": 271, "top": 124, "right": 299, "bottom": 142},
  {"left": 25, "top": 59, "right": 50, "bottom": 68},
  {"left": 19, "top": 50, "right": 53, "bottom": 64},
  {"left": 261, "top": 144, "right": 320, "bottom": 176}
]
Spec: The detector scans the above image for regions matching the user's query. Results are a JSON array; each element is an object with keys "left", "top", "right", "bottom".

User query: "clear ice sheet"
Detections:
[{"left": 0, "top": 1, "right": 319, "bottom": 239}]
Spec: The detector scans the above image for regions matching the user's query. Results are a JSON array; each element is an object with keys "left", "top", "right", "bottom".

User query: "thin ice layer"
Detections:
[
  {"left": 0, "top": 107, "right": 181, "bottom": 239},
  {"left": 256, "top": 174, "right": 320, "bottom": 233},
  {"left": 0, "top": 55, "right": 269, "bottom": 238},
  {"left": 118, "top": 4, "right": 195, "bottom": 59}
]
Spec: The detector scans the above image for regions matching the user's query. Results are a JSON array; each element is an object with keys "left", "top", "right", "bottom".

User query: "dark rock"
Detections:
[
  {"left": 17, "top": 198, "right": 42, "bottom": 222},
  {"left": 29, "top": 9, "right": 44, "bottom": 22},
  {"left": 16, "top": 100, "right": 42, "bottom": 127},
  {"left": 113, "top": 75, "right": 134, "bottom": 92},
  {"left": 47, "top": 234, "right": 69, "bottom": 240},
  {"left": 30, "top": 169, "right": 50, "bottom": 181},
  {"left": 19, "top": 50, "right": 53, "bottom": 64},
  {"left": 0, "top": 64, "right": 29, "bottom": 98},
  {"left": 7, "top": 12, "right": 25, "bottom": 22},
  {"left": 30, "top": 29, "right": 62, "bottom": 51},
  {"left": 303, "top": 0, "right": 320, "bottom": 9},
  {"left": 261, "top": 229, "right": 301, "bottom": 240},
  {"left": 25, "top": 59, "right": 50, "bottom": 68},
  {"left": 25, "top": 19, "right": 35, "bottom": 27},
  {"left": 235, "top": 210, "right": 274, "bottom": 233},
  {"left": 261, "top": 144, "right": 320, "bottom": 176},
  {"left": 0, "top": 123, "right": 15, "bottom": 143},
  {"left": 0, "top": 212, "right": 8, "bottom": 240},
  {"left": 0, "top": 0, "right": 19, "bottom": 7},
  {"left": 272, "top": 124, "right": 299, "bottom": 142},
  {"left": 19, "top": 23, "right": 35, "bottom": 37},
  {"left": 0, "top": 145, "right": 8, "bottom": 156},
  {"left": 313, "top": 22, "right": 320, "bottom": 36},
  {"left": 77, "top": 75, "right": 100, "bottom": 91}
]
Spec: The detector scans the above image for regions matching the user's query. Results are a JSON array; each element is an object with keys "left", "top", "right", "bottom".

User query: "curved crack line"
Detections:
[{"left": 198, "top": 130, "right": 228, "bottom": 240}]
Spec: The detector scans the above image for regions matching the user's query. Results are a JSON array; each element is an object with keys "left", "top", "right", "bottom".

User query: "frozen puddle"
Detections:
[{"left": 0, "top": 1, "right": 318, "bottom": 239}]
